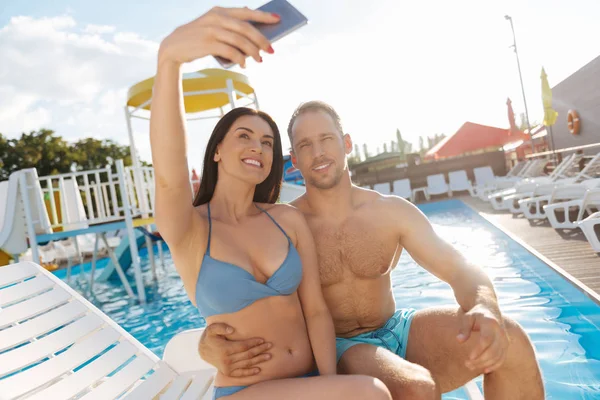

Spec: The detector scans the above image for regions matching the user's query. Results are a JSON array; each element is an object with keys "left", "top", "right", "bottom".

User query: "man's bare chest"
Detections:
[{"left": 309, "top": 218, "right": 400, "bottom": 286}]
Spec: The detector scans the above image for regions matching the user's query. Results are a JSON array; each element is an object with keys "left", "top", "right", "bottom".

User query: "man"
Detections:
[{"left": 199, "top": 101, "right": 544, "bottom": 399}]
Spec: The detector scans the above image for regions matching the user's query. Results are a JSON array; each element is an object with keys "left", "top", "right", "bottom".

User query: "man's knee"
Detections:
[
  {"left": 344, "top": 376, "right": 392, "bottom": 400},
  {"left": 387, "top": 364, "right": 441, "bottom": 400},
  {"left": 503, "top": 316, "right": 538, "bottom": 366}
]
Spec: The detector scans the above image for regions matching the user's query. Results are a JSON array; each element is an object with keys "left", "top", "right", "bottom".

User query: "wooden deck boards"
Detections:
[{"left": 460, "top": 196, "right": 600, "bottom": 297}]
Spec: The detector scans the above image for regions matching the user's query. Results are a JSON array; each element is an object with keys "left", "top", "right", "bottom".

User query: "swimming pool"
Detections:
[{"left": 56, "top": 199, "right": 600, "bottom": 399}]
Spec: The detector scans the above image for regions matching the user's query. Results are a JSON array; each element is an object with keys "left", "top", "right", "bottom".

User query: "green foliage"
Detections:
[{"left": 0, "top": 129, "right": 139, "bottom": 180}]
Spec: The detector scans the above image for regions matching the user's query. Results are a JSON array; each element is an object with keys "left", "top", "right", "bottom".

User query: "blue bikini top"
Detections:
[{"left": 195, "top": 203, "right": 303, "bottom": 318}]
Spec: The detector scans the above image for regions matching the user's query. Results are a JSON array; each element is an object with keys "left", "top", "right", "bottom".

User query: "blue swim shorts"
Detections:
[
  {"left": 213, "top": 370, "right": 319, "bottom": 399},
  {"left": 335, "top": 308, "right": 416, "bottom": 363}
]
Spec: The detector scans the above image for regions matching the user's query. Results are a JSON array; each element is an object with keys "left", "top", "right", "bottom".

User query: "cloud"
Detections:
[
  {"left": 84, "top": 24, "right": 116, "bottom": 34},
  {"left": 0, "top": 14, "right": 159, "bottom": 151}
]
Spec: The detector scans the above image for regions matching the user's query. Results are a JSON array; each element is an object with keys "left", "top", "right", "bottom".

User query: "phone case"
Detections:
[{"left": 215, "top": 0, "right": 308, "bottom": 69}]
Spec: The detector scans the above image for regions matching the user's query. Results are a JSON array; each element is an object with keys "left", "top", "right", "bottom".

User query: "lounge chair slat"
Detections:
[
  {"left": 124, "top": 361, "right": 177, "bottom": 399},
  {"left": 0, "top": 313, "right": 104, "bottom": 379},
  {"left": 179, "top": 370, "right": 215, "bottom": 400},
  {"left": 158, "top": 374, "right": 193, "bottom": 400},
  {"left": 0, "top": 300, "right": 88, "bottom": 352},
  {"left": 0, "top": 287, "right": 71, "bottom": 329},
  {"left": 0, "top": 326, "right": 120, "bottom": 398},
  {"left": 78, "top": 356, "right": 156, "bottom": 400},
  {"left": 0, "top": 262, "right": 38, "bottom": 287},
  {"left": 0, "top": 275, "right": 54, "bottom": 307},
  {"left": 26, "top": 341, "right": 138, "bottom": 400}
]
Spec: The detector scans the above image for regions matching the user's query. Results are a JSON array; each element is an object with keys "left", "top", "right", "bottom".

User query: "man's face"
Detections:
[{"left": 290, "top": 110, "right": 352, "bottom": 190}]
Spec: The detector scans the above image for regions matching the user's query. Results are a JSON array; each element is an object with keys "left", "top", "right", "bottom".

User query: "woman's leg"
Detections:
[{"left": 224, "top": 374, "right": 391, "bottom": 400}]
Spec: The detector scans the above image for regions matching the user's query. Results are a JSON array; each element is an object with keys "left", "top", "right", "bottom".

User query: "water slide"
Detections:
[
  {"left": 0, "top": 173, "right": 28, "bottom": 262},
  {"left": 96, "top": 228, "right": 147, "bottom": 282}
]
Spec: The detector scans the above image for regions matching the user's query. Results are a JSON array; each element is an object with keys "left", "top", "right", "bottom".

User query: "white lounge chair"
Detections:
[
  {"left": 426, "top": 174, "right": 451, "bottom": 198},
  {"left": 488, "top": 154, "right": 584, "bottom": 212},
  {"left": 544, "top": 188, "right": 600, "bottom": 230},
  {"left": 520, "top": 178, "right": 600, "bottom": 220},
  {"left": 374, "top": 183, "right": 391, "bottom": 195},
  {"left": 0, "top": 261, "right": 213, "bottom": 400},
  {"left": 448, "top": 170, "right": 475, "bottom": 196},
  {"left": 392, "top": 179, "right": 413, "bottom": 201},
  {"left": 472, "top": 166, "right": 495, "bottom": 199},
  {"left": 478, "top": 159, "right": 548, "bottom": 202},
  {"left": 578, "top": 211, "right": 600, "bottom": 252}
]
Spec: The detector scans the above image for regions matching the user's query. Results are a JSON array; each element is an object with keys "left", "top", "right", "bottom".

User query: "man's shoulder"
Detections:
[
  {"left": 289, "top": 194, "right": 309, "bottom": 212},
  {"left": 353, "top": 185, "right": 414, "bottom": 214}
]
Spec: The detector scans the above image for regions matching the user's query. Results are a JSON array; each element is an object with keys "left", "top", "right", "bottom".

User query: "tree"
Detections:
[
  {"left": 71, "top": 138, "right": 132, "bottom": 171},
  {"left": 363, "top": 143, "right": 369, "bottom": 159},
  {"left": 353, "top": 144, "right": 361, "bottom": 163},
  {"left": 391, "top": 140, "right": 396, "bottom": 152},
  {"left": 426, "top": 134, "right": 446, "bottom": 150},
  {"left": 396, "top": 129, "right": 405, "bottom": 160},
  {"left": 383, "top": 143, "right": 388, "bottom": 153},
  {"left": 0, "top": 129, "right": 136, "bottom": 180},
  {"left": 517, "top": 112, "right": 539, "bottom": 132},
  {"left": 0, "top": 134, "right": 9, "bottom": 178},
  {"left": 9, "top": 129, "right": 73, "bottom": 177}
]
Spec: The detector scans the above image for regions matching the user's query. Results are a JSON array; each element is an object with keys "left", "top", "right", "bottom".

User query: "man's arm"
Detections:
[
  {"left": 389, "top": 198, "right": 499, "bottom": 315},
  {"left": 197, "top": 324, "right": 273, "bottom": 377},
  {"left": 389, "top": 197, "right": 509, "bottom": 373}
]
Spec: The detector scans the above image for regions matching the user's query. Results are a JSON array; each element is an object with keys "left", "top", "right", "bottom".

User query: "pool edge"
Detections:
[{"left": 461, "top": 200, "right": 600, "bottom": 307}]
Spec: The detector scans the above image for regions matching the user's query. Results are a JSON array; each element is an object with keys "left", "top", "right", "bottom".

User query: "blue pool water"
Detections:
[{"left": 57, "top": 199, "right": 600, "bottom": 399}]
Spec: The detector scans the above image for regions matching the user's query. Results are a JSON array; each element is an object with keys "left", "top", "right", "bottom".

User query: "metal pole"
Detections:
[
  {"left": 124, "top": 106, "right": 141, "bottom": 169},
  {"left": 505, "top": 15, "right": 535, "bottom": 154},
  {"left": 116, "top": 159, "right": 146, "bottom": 303},
  {"left": 226, "top": 79, "right": 237, "bottom": 110},
  {"left": 548, "top": 125, "right": 558, "bottom": 165}
]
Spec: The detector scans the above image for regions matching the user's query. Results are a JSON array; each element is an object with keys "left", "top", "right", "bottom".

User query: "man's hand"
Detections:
[
  {"left": 457, "top": 305, "right": 509, "bottom": 374},
  {"left": 198, "top": 323, "right": 273, "bottom": 377}
]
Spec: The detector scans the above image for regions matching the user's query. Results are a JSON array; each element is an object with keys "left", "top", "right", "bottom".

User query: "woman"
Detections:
[{"left": 150, "top": 5, "right": 391, "bottom": 400}]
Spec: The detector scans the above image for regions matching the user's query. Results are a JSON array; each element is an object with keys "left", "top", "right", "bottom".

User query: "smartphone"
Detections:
[{"left": 215, "top": 0, "right": 308, "bottom": 68}]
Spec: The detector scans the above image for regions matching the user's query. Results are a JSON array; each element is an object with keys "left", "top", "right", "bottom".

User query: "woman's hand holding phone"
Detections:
[{"left": 157, "top": 6, "right": 279, "bottom": 69}]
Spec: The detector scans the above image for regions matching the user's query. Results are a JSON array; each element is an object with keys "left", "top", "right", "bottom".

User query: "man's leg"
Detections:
[
  {"left": 405, "top": 306, "right": 544, "bottom": 399},
  {"left": 338, "top": 343, "right": 440, "bottom": 400}
]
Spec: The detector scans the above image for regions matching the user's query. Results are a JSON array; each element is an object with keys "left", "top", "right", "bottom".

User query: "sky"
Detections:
[{"left": 1, "top": 0, "right": 599, "bottom": 170}]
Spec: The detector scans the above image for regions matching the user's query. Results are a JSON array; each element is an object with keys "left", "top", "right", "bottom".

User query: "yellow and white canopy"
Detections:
[
  {"left": 126, "top": 68, "right": 257, "bottom": 114},
  {"left": 124, "top": 68, "right": 259, "bottom": 168}
]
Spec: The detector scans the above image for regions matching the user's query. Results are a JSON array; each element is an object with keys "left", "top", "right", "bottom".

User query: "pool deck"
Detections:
[{"left": 460, "top": 196, "right": 600, "bottom": 298}]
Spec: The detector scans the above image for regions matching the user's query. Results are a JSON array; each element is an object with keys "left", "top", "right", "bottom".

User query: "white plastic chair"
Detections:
[
  {"left": 578, "top": 211, "right": 600, "bottom": 252},
  {"left": 392, "top": 179, "right": 413, "bottom": 201},
  {"left": 544, "top": 188, "right": 600, "bottom": 229},
  {"left": 448, "top": 170, "right": 475, "bottom": 196},
  {"left": 426, "top": 174, "right": 451, "bottom": 197},
  {"left": 0, "top": 261, "right": 213, "bottom": 400},
  {"left": 373, "top": 183, "right": 391, "bottom": 195},
  {"left": 487, "top": 154, "right": 589, "bottom": 212},
  {"left": 521, "top": 178, "right": 600, "bottom": 220},
  {"left": 472, "top": 166, "right": 495, "bottom": 199},
  {"left": 473, "top": 166, "right": 495, "bottom": 186}
]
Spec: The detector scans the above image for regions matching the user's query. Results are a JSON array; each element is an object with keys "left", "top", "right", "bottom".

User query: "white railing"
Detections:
[
  {"left": 37, "top": 167, "right": 126, "bottom": 230},
  {"left": 31, "top": 163, "right": 200, "bottom": 235},
  {"left": 124, "top": 165, "right": 156, "bottom": 217}
]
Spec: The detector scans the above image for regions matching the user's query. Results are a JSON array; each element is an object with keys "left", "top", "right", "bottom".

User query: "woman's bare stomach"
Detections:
[{"left": 208, "top": 293, "right": 315, "bottom": 388}]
